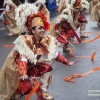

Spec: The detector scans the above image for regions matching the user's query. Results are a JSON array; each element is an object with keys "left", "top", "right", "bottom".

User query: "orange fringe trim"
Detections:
[
  {"left": 25, "top": 82, "right": 41, "bottom": 100},
  {"left": 64, "top": 66, "right": 100, "bottom": 83},
  {"left": 85, "top": 32, "right": 100, "bottom": 35},
  {"left": 69, "top": 48, "right": 96, "bottom": 61},
  {"left": 3, "top": 44, "right": 14, "bottom": 48}
]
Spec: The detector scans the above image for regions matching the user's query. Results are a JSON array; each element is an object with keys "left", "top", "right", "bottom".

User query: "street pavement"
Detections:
[{"left": 0, "top": 13, "right": 100, "bottom": 100}]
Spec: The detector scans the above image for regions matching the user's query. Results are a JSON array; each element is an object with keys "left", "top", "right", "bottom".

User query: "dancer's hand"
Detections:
[
  {"left": 68, "top": 59, "right": 79, "bottom": 66},
  {"left": 18, "top": 74, "right": 28, "bottom": 80},
  {"left": 55, "top": 30, "right": 60, "bottom": 35}
]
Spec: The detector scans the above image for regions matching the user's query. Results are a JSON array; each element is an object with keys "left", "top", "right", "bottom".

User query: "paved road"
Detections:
[{"left": 0, "top": 13, "right": 100, "bottom": 100}]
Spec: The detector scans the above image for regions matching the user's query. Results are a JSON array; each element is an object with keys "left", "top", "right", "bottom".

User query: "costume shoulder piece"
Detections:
[
  {"left": 13, "top": 35, "right": 37, "bottom": 64},
  {"left": 13, "top": 35, "right": 56, "bottom": 63}
]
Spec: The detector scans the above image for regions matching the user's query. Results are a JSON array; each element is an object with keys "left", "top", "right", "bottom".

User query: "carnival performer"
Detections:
[
  {"left": 90, "top": 2, "right": 100, "bottom": 26},
  {"left": 0, "top": 3, "right": 79, "bottom": 100},
  {"left": 71, "top": 0, "right": 89, "bottom": 38},
  {"left": 3, "top": 0, "right": 22, "bottom": 36},
  {"left": 57, "top": 0, "right": 71, "bottom": 14},
  {"left": 89, "top": 0, "right": 99, "bottom": 12},
  {"left": 56, "top": 0, "right": 66, "bottom": 14},
  {"left": 50, "top": 8, "right": 81, "bottom": 52},
  {"left": 34, "top": 0, "right": 50, "bottom": 23}
]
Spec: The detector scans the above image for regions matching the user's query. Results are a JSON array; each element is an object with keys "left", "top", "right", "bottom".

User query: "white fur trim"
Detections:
[
  {"left": 60, "top": 14, "right": 69, "bottom": 20},
  {"left": 47, "top": 35, "right": 56, "bottom": 60},
  {"left": 62, "top": 8, "right": 71, "bottom": 15},
  {"left": 61, "top": 8, "right": 73, "bottom": 25},
  {"left": 60, "top": 14, "right": 73, "bottom": 25},
  {"left": 13, "top": 35, "right": 37, "bottom": 64},
  {"left": 81, "top": 0, "right": 89, "bottom": 10}
]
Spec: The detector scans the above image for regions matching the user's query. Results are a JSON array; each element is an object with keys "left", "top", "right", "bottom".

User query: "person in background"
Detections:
[
  {"left": 71, "top": 0, "right": 89, "bottom": 38},
  {"left": 35, "top": 0, "right": 50, "bottom": 23},
  {"left": 3, "top": 0, "right": 22, "bottom": 36},
  {"left": 56, "top": 0, "right": 66, "bottom": 14},
  {"left": 50, "top": 8, "right": 81, "bottom": 52},
  {"left": 89, "top": 0, "right": 99, "bottom": 12},
  {"left": 90, "top": 2, "right": 100, "bottom": 26}
]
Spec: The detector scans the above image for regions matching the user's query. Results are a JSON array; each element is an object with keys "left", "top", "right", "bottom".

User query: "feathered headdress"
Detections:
[
  {"left": 15, "top": 3, "right": 38, "bottom": 31},
  {"left": 81, "top": 0, "right": 89, "bottom": 10},
  {"left": 26, "top": 11, "right": 50, "bottom": 30},
  {"left": 15, "top": 2, "right": 50, "bottom": 31},
  {"left": 35, "top": 0, "right": 46, "bottom": 5},
  {"left": 61, "top": 8, "right": 73, "bottom": 25},
  {"left": 3, "top": 0, "right": 15, "bottom": 6}
]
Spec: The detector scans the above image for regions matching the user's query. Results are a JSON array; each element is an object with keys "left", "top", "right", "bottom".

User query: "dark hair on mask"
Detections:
[{"left": 28, "top": 26, "right": 36, "bottom": 35}]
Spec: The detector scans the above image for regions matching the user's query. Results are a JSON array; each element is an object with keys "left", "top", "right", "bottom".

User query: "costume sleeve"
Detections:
[
  {"left": 55, "top": 52, "right": 70, "bottom": 65},
  {"left": 54, "top": 19, "right": 60, "bottom": 30},
  {"left": 16, "top": 55, "right": 28, "bottom": 75},
  {"left": 78, "top": 14, "right": 87, "bottom": 23}
]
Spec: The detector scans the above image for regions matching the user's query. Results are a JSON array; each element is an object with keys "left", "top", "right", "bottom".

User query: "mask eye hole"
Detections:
[{"left": 64, "top": 12, "right": 68, "bottom": 15}]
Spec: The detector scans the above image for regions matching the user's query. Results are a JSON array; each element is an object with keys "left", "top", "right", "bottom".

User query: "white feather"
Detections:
[
  {"left": 35, "top": 0, "right": 46, "bottom": 5},
  {"left": 4, "top": 0, "right": 14, "bottom": 6},
  {"left": 15, "top": 3, "right": 38, "bottom": 31}
]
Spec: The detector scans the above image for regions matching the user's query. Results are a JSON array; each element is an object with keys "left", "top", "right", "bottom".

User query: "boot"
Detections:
[
  {"left": 40, "top": 72, "right": 54, "bottom": 100},
  {"left": 63, "top": 44, "right": 70, "bottom": 52},
  {"left": 97, "top": 22, "right": 100, "bottom": 26},
  {"left": 7, "top": 33, "right": 14, "bottom": 36},
  {"left": 70, "top": 37, "right": 75, "bottom": 42},
  {"left": 10, "top": 93, "right": 23, "bottom": 100},
  {"left": 80, "top": 31, "right": 88, "bottom": 38},
  {"left": 97, "top": 17, "right": 100, "bottom": 26},
  {"left": 43, "top": 92, "right": 54, "bottom": 100},
  {"left": 37, "top": 94, "right": 54, "bottom": 100}
]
